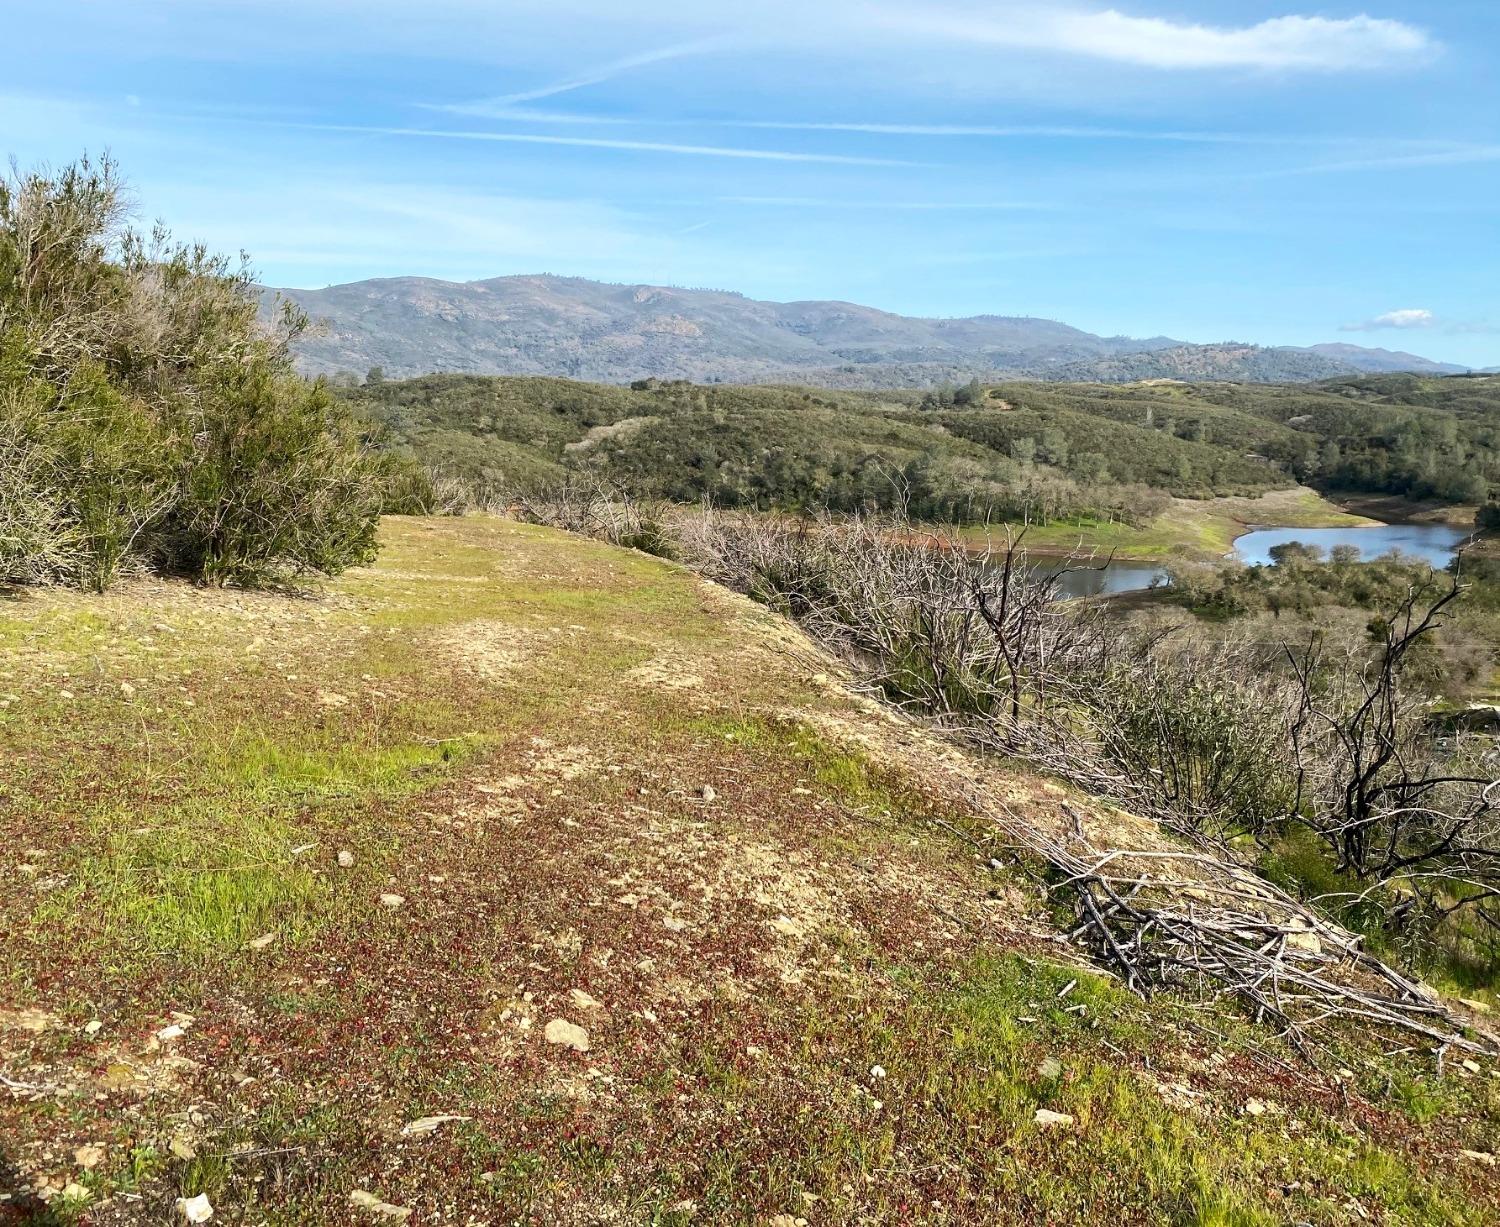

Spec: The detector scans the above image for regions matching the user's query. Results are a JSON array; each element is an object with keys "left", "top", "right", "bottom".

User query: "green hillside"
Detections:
[{"left": 342, "top": 371, "right": 1500, "bottom": 535}]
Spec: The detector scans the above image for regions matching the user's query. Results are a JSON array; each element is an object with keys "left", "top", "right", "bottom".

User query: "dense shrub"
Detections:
[{"left": 0, "top": 154, "right": 385, "bottom": 588}]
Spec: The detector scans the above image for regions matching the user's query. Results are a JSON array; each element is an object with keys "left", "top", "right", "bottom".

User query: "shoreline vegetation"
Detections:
[{"left": 945, "top": 487, "right": 1383, "bottom": 563}]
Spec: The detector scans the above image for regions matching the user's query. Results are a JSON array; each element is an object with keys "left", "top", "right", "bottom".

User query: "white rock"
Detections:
[
  {"left": 379, "top": 893, "right": 405, "bottom": 909},
  {"left": 1244, "top": 1098, "right": 1267, "bottom": 1117},
  {"left": 1033, "top": 1108, "right": 1074, "bottom": 1128},
  {"left": 699, "top": 785, "right": 716, "bottom": 802},
  {"left": 349, "top": 1189, "right": 412, "bottom": 1220},
  {"left": 869, "top": 1064, "right": 886, "bottom": 1080},
  {"left": 176, "top": 1193, "right": 214, "bottom": 1222},
  {"left": 570, "top": 988, "right": 604, "bottom": 1011},
  {"left": 247, "top": 933, "right": 275, "bottom": 951},
  {"left": 400, "top": 1113, "right": 470, "bottom": 1137},
  {"left": 83, "top": 1019, "right": 102, "bottom": 1036},
  {"left": 543, "top": 1018, "right": 591, "bottom": 1052},
  {"left": 337, "top": 850, "right": 355, "bottom": 868},
  {"left": 156, "top": 1024, "right": 187, "bottom": 1042},
  {"left": 74, "top": 1144, "right": 105, "bottom": 1169}
]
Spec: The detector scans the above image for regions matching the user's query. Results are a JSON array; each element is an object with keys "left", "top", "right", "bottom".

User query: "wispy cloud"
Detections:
[
  {"left": 1342, "top": 308, "right": 1434, "bottom": 332},
  {"left": 735, "top": 120, "right": 1279, "bottom": 143},
  {"left": 720, "top": 195, "right": 1044, "bottom": 210},
  {"left": 1265, "top": 144, "right": 1500, "bottom": 177},
  {"left": 879, "top": 8, "right": 1436, "bottom": 72},
  {"left": 291, "top": 122, "right": 928, "bottom": 166},
  {"left": 435, "top": 39, "right": 722, "bottom": 114}
]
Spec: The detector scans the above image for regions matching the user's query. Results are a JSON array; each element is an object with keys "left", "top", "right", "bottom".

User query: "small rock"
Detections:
[
  {"left": 73, "top": 1144, "right": 105, "bottom": 1169},
  {"left": 1459, "top": 997, "right": 1493, "bottom": 1014},
  {"left": 662, "top": 915, "right": 688, "bottom": 932},
  {"left": 1033, "top": 1108, "right": 1074, "bottom": 1128},
  {"left": 61, "top": 1182, "right": 91, "bottom": 1202},
  {"left": 349, "top": 1189, "right": 411, "bottom": 1220},
  {"left": 247, "top": 933, "right": 275, "bottom": 951},
  {"left": 176, "top": 1193, "right": 214, "bottom": 1222},
  {"left": 869, "top": 1064, "right": 887, "bottom": 1080},
  {"left": 569, "top": 988, "right": 604, "bottom": 1012},
  {"left": 337, "top": 850, "right": 355, "bottom": 868},
  {"left": 379, "top": 893, "right": 405, "bottom": 909},
  {"left": 170, "top": 1134, "right": 198, "bottom": 1161},
  {"left": 156, "top": 1024, "right": 187, "bottom": 1043},
  {"left": 1461, "top": 1059, "right": 1481, "bottom": 1074},
  {"left": 1037, "top": 1057, "right": 1063, "bottom": 1081},
  {"left": 1459, "top": 1149, "right": 1497, "bottom": 1167},
  {"left": 1244, "top": 1098, "right": 1267, "bottom": 1117},
  {"left": 83, "top": 1019, "right": 102, "bottom": 1036},
  {"left": 543, "top": 1018, "right": 591, "bottom": 1052},
  {"left": 400, "top": 1113, "right": 470, "bottom": 1137},
  {"left": 58, "top": 690, "right": 74, "bottom": 701},
  {"left": 699, "top": 785, "right": 716, "bottom": 803},
  {"left": 120, "top": 682, "right": 136, "bottom": 699}
]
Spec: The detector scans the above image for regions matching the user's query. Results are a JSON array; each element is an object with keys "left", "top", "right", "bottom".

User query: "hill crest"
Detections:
[{"left": 263, "top": 273, "right": 1467, "bottom": 387}]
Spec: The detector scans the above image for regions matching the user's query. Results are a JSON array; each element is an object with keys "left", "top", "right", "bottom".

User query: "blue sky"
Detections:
[{"left": 5, "top": 0, "right": 1497, "bottom": 365}]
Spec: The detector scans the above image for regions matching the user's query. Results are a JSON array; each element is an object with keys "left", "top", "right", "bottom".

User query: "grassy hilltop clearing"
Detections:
[{"left": 3, "top": 515, "right": 1499, "bottom": 1225}]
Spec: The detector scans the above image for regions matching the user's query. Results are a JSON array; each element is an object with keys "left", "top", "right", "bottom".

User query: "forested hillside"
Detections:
[{"left": 344, "top": 370, "right": 1500, "bottom": 524}]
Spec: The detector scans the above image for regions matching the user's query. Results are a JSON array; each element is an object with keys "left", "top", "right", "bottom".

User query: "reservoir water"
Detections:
[
  {"left": 1003, "top": 521, "right": 1471, "bottom": 601},
  {"left": 1041, "top": 561, "right": 1168, "bottom": 599},
  {"left": 1233, "top": 523, "right": 1473, "bottom": 569}
]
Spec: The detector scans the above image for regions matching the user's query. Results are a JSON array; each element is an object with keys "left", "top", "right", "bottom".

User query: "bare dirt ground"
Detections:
[{"left": 2, "top": 517, "right": 1496, "bottom": 1225}]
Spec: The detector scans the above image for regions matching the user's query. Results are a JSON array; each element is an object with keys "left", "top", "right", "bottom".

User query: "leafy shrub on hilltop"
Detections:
[{"left": 0, "top": 155, "right": 386, "bottom": 589}]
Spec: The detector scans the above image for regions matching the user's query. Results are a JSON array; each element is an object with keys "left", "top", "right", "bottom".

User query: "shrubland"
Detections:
[
  {"left": 0, "top": 155, "right": 389, "bottom": 590},
  {"left": 516, "top": 488, "right": 1500, "bottom": 1013}
]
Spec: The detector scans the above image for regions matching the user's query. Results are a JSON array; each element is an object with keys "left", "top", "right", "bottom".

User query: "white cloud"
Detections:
[
  {"left": 1342, "top": 308, "right": 1435, "bottom": 332},
  {"left": 879, "top": 7, "right": 1436, "bottom": 72}
]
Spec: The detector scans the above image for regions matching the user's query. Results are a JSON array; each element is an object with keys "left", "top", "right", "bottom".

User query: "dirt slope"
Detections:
[{"left": 2, "top": 518, "right": 1496, "bottom": 1224}]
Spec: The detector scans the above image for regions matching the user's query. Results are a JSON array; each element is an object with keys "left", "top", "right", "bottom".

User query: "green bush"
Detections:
[{"left": 0, "top": 153, "right": 385, "bottom": 589}]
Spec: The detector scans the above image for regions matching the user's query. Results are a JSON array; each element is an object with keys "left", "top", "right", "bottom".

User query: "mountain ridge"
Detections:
[{"left": 263, "top": 273, "right": 1469, "bottom": 386}]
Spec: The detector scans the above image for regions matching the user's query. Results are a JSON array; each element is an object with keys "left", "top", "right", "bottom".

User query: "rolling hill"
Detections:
[{"left": 264, "top": 274, "right": 1467, "bottom": 387}]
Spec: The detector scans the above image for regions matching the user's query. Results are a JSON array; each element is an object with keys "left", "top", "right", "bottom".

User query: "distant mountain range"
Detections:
[{"left": 264, "top": 274, "right": 1470, "bottom": 387}]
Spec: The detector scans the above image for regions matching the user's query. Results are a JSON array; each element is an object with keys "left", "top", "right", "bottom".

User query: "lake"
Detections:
[
  {"left": 998, "top": 520, "right": 1472, "bottom": 602},
  {"left": 1037, "top": 560, "right": 1168, "bottom": 599},
  {"left": 1233, "top": 523, "right": 1473, "bottom": 569}
]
